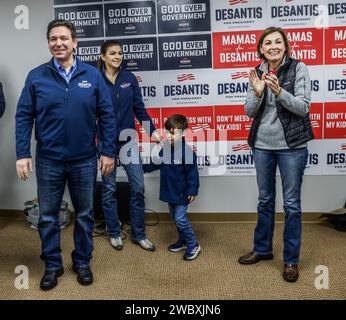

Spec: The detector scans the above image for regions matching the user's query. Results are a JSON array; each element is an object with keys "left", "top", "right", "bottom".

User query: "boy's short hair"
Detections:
[{"left": 164, "top": 114, "right": 188, "bottom": 131}]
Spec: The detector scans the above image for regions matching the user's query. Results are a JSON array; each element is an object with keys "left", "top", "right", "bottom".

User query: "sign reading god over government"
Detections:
[{"left": 105, "top": 1, "right": 156, "bottom": 36}]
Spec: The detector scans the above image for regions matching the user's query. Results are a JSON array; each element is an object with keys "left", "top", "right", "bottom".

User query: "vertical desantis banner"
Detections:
[{"left": 53, "top": 0, "right": 346, "bottom": 176}]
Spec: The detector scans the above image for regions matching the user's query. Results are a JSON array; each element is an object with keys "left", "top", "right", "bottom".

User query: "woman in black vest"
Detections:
[{"left": 238, "top": 27, "right": 314, "bottom": 283}]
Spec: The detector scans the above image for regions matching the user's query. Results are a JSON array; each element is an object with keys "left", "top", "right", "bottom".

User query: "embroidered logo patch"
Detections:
[
  {"left": 120, "top": 82, "right": 131, "bottom": 89},
  {"left": 78, "top": 81, "right": 92, "bottom": 88}
]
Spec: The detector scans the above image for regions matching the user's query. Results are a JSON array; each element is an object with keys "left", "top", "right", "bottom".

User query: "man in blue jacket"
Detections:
[
  {"left": 15, "top": 20, "right": 117, "bottom": 291},
  {"left": 0, "top": 82, "right": 5, "bottom": 118}
]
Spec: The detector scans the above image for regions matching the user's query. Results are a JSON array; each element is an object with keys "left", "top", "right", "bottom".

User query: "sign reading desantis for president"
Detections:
[
  {"left": 211, "top": 0, "right": 267, "bottom": 32},
  {"left": 286, "top": 28, "right": 324, "bottom": 66},
  {"left": 308, "top": 66, "right": 323, "bottom": 103},
  {"left": 105, "top": 1, "right": 156, "bottom": 37},
  {"left": 324, "top": 65, "right": 346, "bottom": 102},
  {"left": 54, "top": 4, "right": 103, "bottom": 38},
  {"left": 75, "top": 40, "right": 103, "bottom": 67},
  {"left": 322, "top": 140, "right": 346, "bottom": 175},
  {"left": 267, "top": 0, "right": 322, "bottom": 28},
  {"left": 134, "top": 72, "right": 160, "bottom": 107},
  {"left": 214, "top": 69, "right": 249, "bottom": 105},
  {"left": 159, "top": 70, "right": 213, "bottom": 106},
  {"left": 213, "top": 30, "right": 262, "bottom": 69},
  {"left": 327, "top": 1, "right": 346, "bottom": 27},
  {"left": 158, "top": 34, "right": 212, "bottom": 70},
  {"left": 157, "top": 0, "right": 211, "bottom": 34},
  {"left": 121, "top": 37, "right": 158, "bottom": 71}
]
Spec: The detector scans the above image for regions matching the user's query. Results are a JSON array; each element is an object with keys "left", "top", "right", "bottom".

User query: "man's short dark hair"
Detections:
[
  {"left": 164, "top": 114, "right": 189, "bottom": 131},
  {"left": 46, "top": 19, "right": 77, "bottom": 40}
]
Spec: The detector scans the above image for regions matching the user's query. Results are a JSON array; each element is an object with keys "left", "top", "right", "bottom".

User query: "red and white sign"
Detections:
[
  {"left": 324, "top": 103, "right": 346, "bottom": 139},
  {"left": 215, "top": 105, "right": 252, "bottom": 141},
  {"left": 135, "top": 108, "right": 161, "bottom": 143},
  {"left": 325, "top": 26, "right": 346, "bottom": 65},
  {"left": 309, "top": 103, "right": 323, "bottom": 140},
  {"left": 213, "top": 30, "right": 262, "bottom": 69},
  {"left": 286, "top": 28, "right": 323, "bottom": 65},
  {"left": 161, "top": 106, "right": 214, "bottom": 142}
]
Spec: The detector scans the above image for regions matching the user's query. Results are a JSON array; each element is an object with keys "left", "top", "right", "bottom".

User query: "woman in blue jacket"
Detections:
[{"left": 97, "top": 40, "right": 160, "bottom": 252}]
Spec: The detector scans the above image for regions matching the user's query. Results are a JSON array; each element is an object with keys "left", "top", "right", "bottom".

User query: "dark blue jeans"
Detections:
[
  {"left": 168, "top": 203, "right": 197, "bottom": 248},
  {"left": 36, "top": 155, "right": 97, "bottom": 271},
  {"left": 252, "top": 147, "right": 308, "bottom": 264},
  {"left": 101, "top": 142, "right": 146, "bottom": 241}
]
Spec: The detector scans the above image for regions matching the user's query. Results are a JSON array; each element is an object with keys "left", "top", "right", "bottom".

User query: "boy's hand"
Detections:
[{"left": 188, "top": 195, "right": 196, "bottom": 203}]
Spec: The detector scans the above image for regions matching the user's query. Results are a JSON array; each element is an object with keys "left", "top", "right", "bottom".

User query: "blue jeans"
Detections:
[
  {"left": 168, "top": 203, "right": 197, "bottom": 248},
  {"left": 101, "top": 142, "right": 146, "bottom": 241},
  {"left": 252, "top": 147, "right": 308, "bottom": 264},
  {"left": 36, "top": 155, "right": 97, "bottom": 271}
]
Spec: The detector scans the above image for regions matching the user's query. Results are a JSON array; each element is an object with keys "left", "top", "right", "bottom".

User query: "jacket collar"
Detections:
[{"left": 47, "top": 56, "right": 87, "bottom": 78}]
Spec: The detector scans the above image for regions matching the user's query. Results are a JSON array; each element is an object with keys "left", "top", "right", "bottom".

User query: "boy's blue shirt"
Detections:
[{"left": 143, "top": 139, "right": 199, "bottom": 204}]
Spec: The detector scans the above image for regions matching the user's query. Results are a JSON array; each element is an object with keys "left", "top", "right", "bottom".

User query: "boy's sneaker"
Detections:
[
  {"left": 183, "top": 243, "right": 201, "bottom": 261},
  {"left": 110, "top": 236, "right": 123, "bottom": 250},
  {"left": 132, "top": 238, "right": 156, "bottom": 252},
  {"left": 168, "top": 240, "right": 187, "bottom": 252}
]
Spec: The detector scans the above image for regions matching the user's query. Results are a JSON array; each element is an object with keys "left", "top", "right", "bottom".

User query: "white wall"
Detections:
[{"left": 0, "top": 0, "right": 345, "bottom": 213}]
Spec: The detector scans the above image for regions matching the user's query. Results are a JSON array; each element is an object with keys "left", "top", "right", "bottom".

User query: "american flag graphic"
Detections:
[
  {"left": 245, "top": 123, "right": 252, "bottom": 130},
  {"left": 191, "top": 123, "right": 211, "bottom": 131},
  {"left": 177, "top": 74, "right": 196, "bottom": 82},
  {"left": 341, "top": 143, "right": 346, "bottom": 151},
  {"left": 136, "top": 75, "right": 143, "bottom": 83},
  {"left": 229, "top": 0, "right": 248, "bottom": 5},
  {"left": 231, "top": 72, "right": 249, "bottom": 80},
  {"left": 342, "top": 70, "right": 346, "bottom": 76},
  {"left": 139, "top": 145, "right": 144, "bottom": 153},
  {"left": 310, "top": 121, "right": 319, "bottom": 128},
  {"left": 232, "top": 144, "right": 250, "bottom": 152}
]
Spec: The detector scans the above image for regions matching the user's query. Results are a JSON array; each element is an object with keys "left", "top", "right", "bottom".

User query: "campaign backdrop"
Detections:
[{"left": 54, "top": 0, "right": 346, "bottom": 176}]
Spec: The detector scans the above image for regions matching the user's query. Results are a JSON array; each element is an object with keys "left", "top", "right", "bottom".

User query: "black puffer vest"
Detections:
[{"left": 247, "top": 58, "right": 314, "bottom": 148}]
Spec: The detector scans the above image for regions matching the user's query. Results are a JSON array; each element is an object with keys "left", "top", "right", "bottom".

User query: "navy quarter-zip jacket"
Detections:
[
  {"left": 16, "top": 58, "right": 116, "bottom": 161},
  {"left": 143, "top": 140, "right": 199, "bottom": 204},
  {"left": 101, "top": 68, "right": 156, "bottom": 143}
]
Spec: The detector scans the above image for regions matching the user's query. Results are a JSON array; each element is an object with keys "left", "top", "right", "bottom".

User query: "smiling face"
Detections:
[
  {"left": 101, "top": 45, "right": 123, "bottom": 71},
  {"left": 260, "top": 31, "right": 287, "bottom": 65},
  {"left": 48, "top": 26, "right": 77, "bottom": 62}
]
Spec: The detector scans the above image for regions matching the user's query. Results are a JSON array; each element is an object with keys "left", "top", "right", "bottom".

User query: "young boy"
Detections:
[{"left": 143, "top": 114, "right": 201, "bottom": 260}]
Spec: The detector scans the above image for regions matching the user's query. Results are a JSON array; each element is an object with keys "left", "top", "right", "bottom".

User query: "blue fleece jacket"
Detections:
[
  {"left": 16, "top": 58, "right": 116, "bottom": 161},
  {"left": 101, "top": 68, "right": 156, "bottom": 143},
  {"left": 0, "top": 82, "right": 5, "bottom": 118},
  {"left": 143, "top": 140, "right": 199, "bottom": 204}
]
